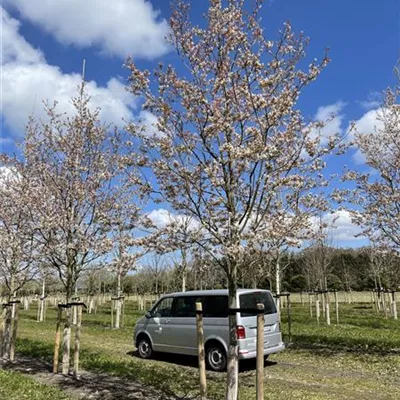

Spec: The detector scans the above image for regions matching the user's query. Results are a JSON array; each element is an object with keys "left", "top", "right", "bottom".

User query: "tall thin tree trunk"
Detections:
[
  {"left": 62, "top": 307, "right": 72, "bottom": 375},
  {"left": 39, "top": 278, "right": 46, "bottom": 322},
  {"left": 62, "top": 273, "right": 74, "bottom": 376},
  {"left": 276, "top": 257, "right": 281, "bottom": 311},
  {"left": 115, "top": 270, "right": 122, "bottom": 329},
  {"left": 2, "top": 305, "right": 12, "bottom": 359},
  {"left": 182, "top": 271, "right": 186, "bottom": 292}
]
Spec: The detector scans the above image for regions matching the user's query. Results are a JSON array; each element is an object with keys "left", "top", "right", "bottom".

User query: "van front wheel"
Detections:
[
  {"left": 206, "top": 344, "right": 227, "bottom": 372},
  {"left": 137, "top": 336, "right": 153, "bottom": 359}
]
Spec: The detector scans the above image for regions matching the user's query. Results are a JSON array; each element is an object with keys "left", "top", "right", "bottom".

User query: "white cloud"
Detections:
[
  {"left": 348, "top": 108, "right": 384, "bottom": 164},
  {"left": 311, "top": 101, "right": 346, "bottom": 144},
  {"left": 147, "top": 208, "right": 173, "bottom": 229},
  {"left": 358, "top": 91, "right": 382, "bottom": 111},
  {"left": 0, "top": 166, "right": 21, "bottom": 188},
  {"left": 147, "top": 208, "right": 199, "bottom": 232},
  {"left": 0, "top": 136, "right": 14, "bottom": 146},
  {"left": 1, "top": 8, "right": 136, "bottom": 136},
  {"left": 139, "top": 110, "right": 163, "bottom": 137},
  {"left": 310, "top": 210, "right": 364, "bottom": 243},
  {"left": 1, "top": 7, "right": 44, "bottom": 64},
  {"left": 3, "top": 0, "right": 170, "bottom": 59}
]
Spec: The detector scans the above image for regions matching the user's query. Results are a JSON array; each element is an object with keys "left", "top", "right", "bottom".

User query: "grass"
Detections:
[
  {"left": 0, "top": 369, "right": 74, "bottom": 400},
  {"left": 9, "top": 299, "right": 400, "bottom": 399}
]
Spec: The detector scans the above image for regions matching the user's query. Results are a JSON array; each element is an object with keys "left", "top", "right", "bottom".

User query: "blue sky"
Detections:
[{"left": 1, "top": 0, "right": 398, "bottom": 248}]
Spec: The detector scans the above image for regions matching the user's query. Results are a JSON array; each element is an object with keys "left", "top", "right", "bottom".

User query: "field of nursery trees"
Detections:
[
  {"left": 1, "top": 291, "right": 399, "bottom": 399},
  {"left": 1, "top": 0, "right": 399, "bottom": 399}
]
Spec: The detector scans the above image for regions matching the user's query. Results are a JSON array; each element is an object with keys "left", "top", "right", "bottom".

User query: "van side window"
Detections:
[
  {"left": 204, "top": 296, "right": 228, "bottom": 318},
  {"left": 172, "top": 296, "right": 201, "bottom": 317},
  {"left": 152, "top": 297, "right": 173, "bottom": 317}
]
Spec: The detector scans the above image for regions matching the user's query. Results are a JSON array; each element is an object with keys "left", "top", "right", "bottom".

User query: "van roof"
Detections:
[{"left": 165, "top": 289, "right": 270, "bottom": 297}]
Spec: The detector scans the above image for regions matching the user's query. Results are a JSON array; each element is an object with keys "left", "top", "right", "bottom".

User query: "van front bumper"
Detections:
[{"left": 238, "top": 341, "right": 285, "bottom": 360}]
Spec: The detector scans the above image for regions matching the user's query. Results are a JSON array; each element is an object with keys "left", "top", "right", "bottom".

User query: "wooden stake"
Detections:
[
  {"left": 10, "top": 302, "right": 19, "bottom": 361},
  {"left": 73, "top": 306, "right": 82, "bottom": 378},
  {"left": 287, "top": 294, "right": 292, "bottom": 343},
  {"left": 392, "top": 291, "right": 397, "bottom": 320},
  {"left": 36, "top": 299, "right": 41, "bottom": 322},
  {"left": 3, "top": 305, "right": 12, "bottom": 359},
  {"left": 256, "top": 303, "right": 265, "bottom": 400},
  {"left": 316, "top": 294, "right": 320, "bottom": 325},
  {"left": 195, "top": 302, "right": 206, "bottom": 400},
  {"left": 0, "top": 306, "right": 7, "bottom": 357},
  {"left": 382, "top": 292, "right": 388, "bottom": 318},
  {"left": 325, "top": 291, "right": 331, "bottom": 326},
  {"left": 62, "top": 308, "right": 72, "bottom": 375},
  {"left": 122, "top": 298, "right": 125, "bottom": 328},
  {"left": 111, "top": 300, "right": 114, "bottom": 328},
  {"left": 53, "top": 307, "right": 62, "bottom": 373},
  {"left": 334, "top": 290, "right": 339, "bottom": 325}
]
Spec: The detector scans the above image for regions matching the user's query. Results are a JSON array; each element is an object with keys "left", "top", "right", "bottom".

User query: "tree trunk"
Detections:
[
  {"left": 181, "top": 248, "right": 187, "bottom": 292},
  {"left": 2, "top": 305, "right": 12, "bottom": 359},
  {"left": 226, "top": 267, "right": 239, "bottom": 400},
  {"left": 182, "top": 270, "right": 187, "bottom": 292},
  {"left": 61, "top": 280, "right": 74, "bottom": 375},
  {"left": 115, "top": 270, "right": 122, "bottom": 329},
  {"left": 39, "top": 278, "right": 46, "bottom": 322},
  {"left": 275, "top": 257, "right": 281, "bottom": 311},
  {"left": 73, "top": 305, "right": 82, "bottom": 377},
  {"left": 0, "top": 306, "right": 7, "bottom": 357},
  {"left": 325, "top": 291, "right": 331, "bottom": 325},
  {"left": 10, "top": 302, "right": 19, "bottom": 361},
  {"left": 62, "top": 307, "right": 72, "bottom": 375}
]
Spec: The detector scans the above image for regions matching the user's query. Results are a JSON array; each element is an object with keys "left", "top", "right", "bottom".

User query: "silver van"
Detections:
[{"left": 134, "top": 289, "right": 284, "bottom": 371}]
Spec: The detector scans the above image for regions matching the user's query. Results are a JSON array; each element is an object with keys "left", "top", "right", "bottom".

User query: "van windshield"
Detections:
[{"left": 239, "top": 292, "right": 276, "bottom": 317}]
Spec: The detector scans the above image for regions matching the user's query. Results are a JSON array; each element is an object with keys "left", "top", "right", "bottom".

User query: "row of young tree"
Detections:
[
  {"left": 1, "top": 1, "right": 398, "bottom": 398},
  {"left": 11, "top": 245, "right": 398, "bottom": 299}
]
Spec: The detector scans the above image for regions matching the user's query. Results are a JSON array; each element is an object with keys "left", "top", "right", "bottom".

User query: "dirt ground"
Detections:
[{"left": 0, "top": 356, "right": 177, "bottom": 400}]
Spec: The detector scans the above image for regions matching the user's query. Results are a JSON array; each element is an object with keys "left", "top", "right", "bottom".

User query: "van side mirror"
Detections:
[{"left": 145, "top": 311, "right": 152, "bottom": 319}]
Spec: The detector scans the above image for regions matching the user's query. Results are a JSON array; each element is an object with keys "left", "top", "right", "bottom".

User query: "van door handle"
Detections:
[{"left": 165, "top": 319, "right": 171, "bottom": 324}]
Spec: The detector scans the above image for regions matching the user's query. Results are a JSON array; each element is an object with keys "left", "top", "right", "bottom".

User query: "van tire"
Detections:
[
  {"left": 137, "top": 335, "right": 153, "bottom": 359},
  {"left": 206, "top": 342, "right": 227, "bottom": 372}
]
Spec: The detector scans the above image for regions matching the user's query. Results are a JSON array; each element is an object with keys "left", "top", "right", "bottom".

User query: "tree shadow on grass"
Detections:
[
  {"left": 128, "top": 350, "right": 199, "bottom": 369},
  {"left": 1, "top": 356, "right": 182, "bottom": 400},
  {"left": 289, "top": 334, "right": 400, "bottom": 356},
  {"left": 127, "top": 349, "right": 277, "bottom": 373}
]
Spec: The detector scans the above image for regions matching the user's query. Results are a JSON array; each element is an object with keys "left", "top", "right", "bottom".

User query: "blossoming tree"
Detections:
[
  {"left": 0, "top": 161, "right": 41, "bottom": 360},
  {"left": 345, "top": 81, "right": 400, "bottom": 255},
  {"left": 22, "top": 82, "right": 141, "bottom": 374},
  {"left": 126, "top": 1, "right": 343, "bottom": 397},
  {"left": 0, "top": 163, "right": 37, "bottom": 301}
]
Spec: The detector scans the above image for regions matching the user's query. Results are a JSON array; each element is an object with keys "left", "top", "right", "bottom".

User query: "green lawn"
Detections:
[
  {"left": 9, "top": 300, "right": 400, "bottom": 400},
  {"left": 0, "top": 369, "right": 74, "bottom": 400}
]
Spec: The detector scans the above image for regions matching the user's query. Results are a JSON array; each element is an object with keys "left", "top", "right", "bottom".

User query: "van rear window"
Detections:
[{"left": 239, "top": 292, "right": 276, "bottom": 317}]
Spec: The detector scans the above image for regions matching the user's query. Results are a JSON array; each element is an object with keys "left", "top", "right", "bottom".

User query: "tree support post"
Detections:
[
  {"left": 308, "top": 292, "right": 313, "bottom": 318},
  {"left": 256, "top": 303, "right": 265, "bottom": 400},
  {"left": 53, "top": 306, "right": 63, "bottom": 373},
  {"left": 392, "top": 291, "right": 398, "bottom": 320},
  {"left": 73, "top": 305, "right": 83, "bottom": 378},
  {"left": 316, "top": 293, "right": 320, "bottom": 325},
  {"left": 196, "top": 302, "right": 206, "bottom": 400},
  {"left": 334, "top": 290, "right": 339, "bottom": 325},
  {"left": 10, "top": 301, "right": 20, "bottom": 361}
]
